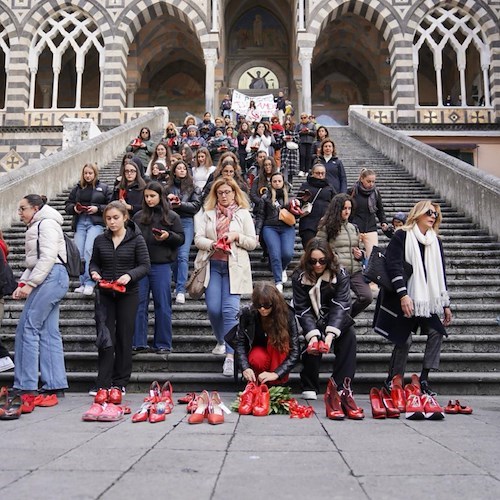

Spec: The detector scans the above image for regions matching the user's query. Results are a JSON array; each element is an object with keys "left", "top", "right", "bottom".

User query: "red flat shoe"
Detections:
[
  {"left": 238, "top": 382, "right": 257, "bottom": 415},
  {"left": 318, "top": 341, "right": 330, "bottom": 354},
  {"left": 208, "top": 391, "right": 225, "bottom": 425},
  {"left": 132, "top": 402, "right": 151, "bottom": 423},
  {"left": 324, "top": 378, "right": 345, "bottom": 420},
  {"left": 82, "top": 403, "right": 104, "bottom": 421},
  {"left": 111, "top": 282, "right": 126, "bottom": 293},
  {"left": 340, "top": 378, "right": 364, "bottom": 420},
  {"left": 188, "top": 391, "right": 209, "bottom": 424},
  {"left": 380, "top": 387, "right": 400, "bottom": 418},
  {"left": 369, "top": 388, "right": 386, "bottom": 419},
  {"left": 391, "top": 374, "right": 406, "bottom": 412},
  {"left": 444, "top": 400, "right": 458, "bottom": 414},
  {"left": 38, "top": 394, "right": 58, "bottom": 407},
  {"left": 0, "top": 395, "right": 23, "bottom": 420},
  {"left": 98, "top": 280, "right": 114, "bottom": 290},
  {"left": 306, "top": 341, "right": 320, "bottom": 355},
  {"left": 456, "top": 400, "right": 473, "bottom": 415},
  {"left": 178, "top": 393, "right": 196, "bottom": 404},
  {"left": 97, "top": 403, "right": 124, "bottom": 422},
  {"left": 21, "top": 394, "right": 36, "bottom": 414},
  {"left": 252, "top": 384, "right": 270, "bottom": 417},
  {"left": 108, "top": 387, "right": 122, "bottom": 405}
]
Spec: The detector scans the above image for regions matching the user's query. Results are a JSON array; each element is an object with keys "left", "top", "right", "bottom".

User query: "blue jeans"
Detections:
[
  {"left": 262, "top": 224, "right": 296, "bottom": 284},
  {"left": 133, "top": 263, "right": 173, "bottom": 350},
  {"left": 14, "top": 264, "right": 69, "bottom": 391},
  {"left": 205, "top": 260, "right": 240, "bottom": 354},
  {"left": 173, "top": 217, "right": 194, "bottom": 294},
  {"left": 74, "top": 215, "right": 104, "bottom": 287}
]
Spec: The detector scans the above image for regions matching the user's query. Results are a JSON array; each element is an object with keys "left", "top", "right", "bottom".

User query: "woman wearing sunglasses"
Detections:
[
  {"left": 374, "top": 200, "right": 452, "bottom": 399},
  {"left": 232, "top": 282, "right": 300, "bottom": 385},
  {"left": 292, "top": 238, "right": 361, "bottom": 419}
]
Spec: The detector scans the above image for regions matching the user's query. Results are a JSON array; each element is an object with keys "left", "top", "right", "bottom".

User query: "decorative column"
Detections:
[
  {"left": 298, "top": 0, "right": 305, "bottom": 31},
  {"left": 482, "top": 64, "right": 491, "bottom": 107},
  {"left": 29, "top": 68, "right": 37, "bottom": 109},
  {"left": 298, "top": 47, "right": 313, "bottom": 115},
  {"left": 51, "top": 68, "right": 60, "bottom": 110},
  {"left": 434, "top": 51, "right": 443, "bottom": 107},
  {"left": 211, "top": 0, "right": 219, "bottom": 32},
  {"left": 126, "top": 83, "right": 137, "bottom": 108},
  {"left": 203, "top": 48, "right": 218, "bottom": 116},
  {"left": 75, "top": 66, "right": 84, "bottom": 109}
]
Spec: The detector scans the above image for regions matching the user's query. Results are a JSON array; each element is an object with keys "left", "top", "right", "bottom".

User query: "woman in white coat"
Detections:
[{"left": 194, "top": 177, "right": 257, "bottom": 377}]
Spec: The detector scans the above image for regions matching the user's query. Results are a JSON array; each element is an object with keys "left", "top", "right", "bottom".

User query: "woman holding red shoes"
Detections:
[
  {"left": 291, "top": 238, "right": 358, "bottom": 406},
  {"left": 232, "top": 282, "right": 300, "bottom": 385},
  {"left": 89, "top": 201, "right": 150, "bottom": 395}
]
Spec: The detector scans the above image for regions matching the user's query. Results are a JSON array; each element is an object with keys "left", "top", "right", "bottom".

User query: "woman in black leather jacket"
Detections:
[
  {"left": 65, "top": 163, "right": 112, "bottom": 294},
  {"left": 234, "top": 282, "right": 300, "bottom": 385}
]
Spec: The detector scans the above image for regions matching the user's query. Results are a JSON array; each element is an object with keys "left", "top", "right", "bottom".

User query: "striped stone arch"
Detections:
[
  {"left": 0, "top": 3, "right": 19, "bottom": 38},
  {"left": 407, "top": 0, "right": 500, "bottom": 116}
]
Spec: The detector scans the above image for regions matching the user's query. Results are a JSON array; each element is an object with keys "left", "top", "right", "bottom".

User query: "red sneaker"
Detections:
[
  {"left": 421, "top": 394, "right": 445, "bottom": 420},
  {"left": 404, "top": 385, "right": 425, "bottom": 420}
]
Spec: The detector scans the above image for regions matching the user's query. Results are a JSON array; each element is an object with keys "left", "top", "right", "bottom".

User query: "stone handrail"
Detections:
[
  {"left": 0, "top": 108, "right": 168, "bottom": 230},
  {"left": 348, "top": 108, "right": 500, "bottom": 239}
]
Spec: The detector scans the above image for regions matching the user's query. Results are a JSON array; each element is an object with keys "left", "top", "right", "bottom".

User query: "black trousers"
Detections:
[
  {"left": 96, "top": 291, "right": 139, "bottom": 389},
  {"left": 299, "top": 143, "right": 313, "bottom": 173},
  {"left": 299, "top": 229, "right": 317, "bottom": 252},
  {"left": 300, "top": 326, "right": 357, "bottom": 393},
  {"left": 0, "top": 339, "right": 9, "bottom": 359}
]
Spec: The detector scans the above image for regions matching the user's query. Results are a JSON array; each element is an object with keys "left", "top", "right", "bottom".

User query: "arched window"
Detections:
[
  {"left": 29, "top": 8, "right": 104, "bottom": 109},
  {"left": 0, "top": 23, "right": 9, "bottom": 109},
  {"left": 413, "top": 5, "right": 491, "bottom": 107}
]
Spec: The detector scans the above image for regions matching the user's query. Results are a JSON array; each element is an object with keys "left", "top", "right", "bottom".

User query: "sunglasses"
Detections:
[
  {"left": 254, "top": 303, "right": 273, "bottom": 310},
  {"left": 309, "top": 258, "right": 327, "bottom": 266},
  {"left": 425, "top": 209, "right": 439, "bottom": 218}
]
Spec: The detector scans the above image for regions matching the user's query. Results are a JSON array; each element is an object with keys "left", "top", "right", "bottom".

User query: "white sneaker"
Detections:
[
  {"left": 222, "top": 357, "right": 234, "bottom": 377},
  {"left": 74, "top": 285, "right": 85, "bottom": 293},
  {"left": 301, "top": 390, "right": 317, "bottom": 400},
  {"left": 176, "top": 293, "right": 186, "bottom": 304},
  {"left": 276, "top": 283, "right": 283, "bottom": 293},
  {"left": 83, "top": 285, "right": 94, "bottom": 296},
  {"left": 282, "top": 270, "right": 288, "bottom": 283},
  {"left": 0, "top": 356, "right": 14, "bottom": 372},
  {"left": 211, "top": 343, "right": 226, "bottom": 355}
]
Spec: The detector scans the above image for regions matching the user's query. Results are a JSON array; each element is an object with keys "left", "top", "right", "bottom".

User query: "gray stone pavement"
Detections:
[{"left": 0, "top": 393, "right": 499, "bottom": 500}]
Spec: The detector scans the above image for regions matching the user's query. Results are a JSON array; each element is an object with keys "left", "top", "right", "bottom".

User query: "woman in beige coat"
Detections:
[{"left": 194, "top": 177, "right": 257, "bottom": 377}]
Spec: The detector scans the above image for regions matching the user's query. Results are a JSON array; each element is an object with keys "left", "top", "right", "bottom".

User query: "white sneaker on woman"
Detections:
[
  {"left": 83, "top": 285, "right": 94, "bottom": 296},
  {"left": 211, "top": 343, "right": 226, "bottom": 355},
  {"left": 74, "top": 286, "right": 85, "bottom": 293},
  {"left": 0, "top": 356, "right": 14, "bottom": 372},
  {"left": 176, "top": 293, "right": 186, "bottom": 304},
  {"left": 222, "top": 357, "right": 234, "bottom": 377},
  {"left": 282, "top": 270, "right": 288, "bottom": 283},
  {"left": 276, "top": 283, "right": 283, "bottom": 293}
]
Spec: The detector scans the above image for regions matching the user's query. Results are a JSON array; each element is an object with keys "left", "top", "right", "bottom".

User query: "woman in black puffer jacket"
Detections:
[{"left": 89, "top": 201, "right": 150, "bottom": 394}]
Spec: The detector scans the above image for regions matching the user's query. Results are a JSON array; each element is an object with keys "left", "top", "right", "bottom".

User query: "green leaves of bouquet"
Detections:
[{"left": 230, "top": 385, "right": 293, "bottom": 415}]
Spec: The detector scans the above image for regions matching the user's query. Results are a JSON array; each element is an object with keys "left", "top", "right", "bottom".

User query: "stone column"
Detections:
[
  {"left": 126, "top": 83, "right": 137, "bottom": 108},
  {"left": 298, "top": 47, "right": 313, "bottom": 115},
  {"left": 204, "top": 48, "right": 218, "bottom": 116}
]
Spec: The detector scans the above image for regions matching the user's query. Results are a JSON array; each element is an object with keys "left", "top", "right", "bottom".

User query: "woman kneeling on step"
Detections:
[
  {"left": 292, "top": 238, "right": 358, "bottom": 403},
  {"left": 232, "top": 282, "right": 300, "bottom": 385}
]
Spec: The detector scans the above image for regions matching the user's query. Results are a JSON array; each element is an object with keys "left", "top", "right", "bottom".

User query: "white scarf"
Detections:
[{"left": 405, "top": 226, "right": 450, "bottom": 317}]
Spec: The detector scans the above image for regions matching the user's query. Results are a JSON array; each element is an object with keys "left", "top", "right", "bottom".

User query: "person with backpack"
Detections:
[{"left": 11, "top": 194, "right": 69, "bottom": 396}]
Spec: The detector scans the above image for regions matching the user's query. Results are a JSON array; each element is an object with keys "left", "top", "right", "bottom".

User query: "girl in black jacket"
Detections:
[
  {"left": 89, "top": 201, "right": 150, "bottom": 394},
  {"left": 112, "top": 160, "right": 146, "bottom": 217},
  {"left": 234, "top": 282, "right": 300, "bottom": 385},
  {"left": 132, "top": 182, "right": 184, "bottom": 353},
  {"left": 65, "top": 163, "right": 112, "bottom": 295},
  {"left": 165, "top": 160, "right": 202, "bottom": 304}
]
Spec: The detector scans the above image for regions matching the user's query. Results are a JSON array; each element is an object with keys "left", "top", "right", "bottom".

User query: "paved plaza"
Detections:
[{"left": 0, "top": 393, "right": 499, "bottom": 499}]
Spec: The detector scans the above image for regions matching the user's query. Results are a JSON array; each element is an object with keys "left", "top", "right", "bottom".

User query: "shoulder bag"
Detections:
[
  {"left": 186, "top": 248, "right": 215, "bottom": 299},
  {"left": 300, "top": 188, "right": 322, "bottom": 218}
]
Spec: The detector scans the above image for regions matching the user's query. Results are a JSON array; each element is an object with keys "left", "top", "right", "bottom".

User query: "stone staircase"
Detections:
[{"left": 1, "top": 128, "right": 499, "bottom": 394}]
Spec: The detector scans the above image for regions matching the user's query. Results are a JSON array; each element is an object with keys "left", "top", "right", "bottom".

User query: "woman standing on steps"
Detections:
[
  {"left": 374, "top": 200, "right": 452, "bottom": 397},
  {"left": 194, "top": 177, "right": 257, "bottom": 378},
  {"left": 65, "top": 163, "right": 112, "bottom": 295}
]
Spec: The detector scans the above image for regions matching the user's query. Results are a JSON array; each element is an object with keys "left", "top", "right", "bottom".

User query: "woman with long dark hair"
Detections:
[
  {"left": 234, "top": 282, "right": 300, "bottom": 385},
  {"left": 249, "top": 155, "right": 278, "bottom": 207},
  {"left": 112, "top": 160, "right": 146, "bottom": 217},
  {"left": 317, "top": 193, "right": 373, "bottom": 318},
  {"left": 65, "top": 163, "right": 112, "bottom": 295},
  {"left": 292, "top": 238, "right": 362, "bottom": 419},
  {"left": 126, "top": 127, "right": 154, "bottom": 167},
  {"left": 236, "top": 120, "right": 251, "bottom": 173},
  {"left": 317, "top": 139, "right": 347, "bottom": 195},
  {"left": 132, "top": 182, "right": 184, "bottom": 353},
  {"left": 165, "top": 160, "right": 202, "bottom": 304}
]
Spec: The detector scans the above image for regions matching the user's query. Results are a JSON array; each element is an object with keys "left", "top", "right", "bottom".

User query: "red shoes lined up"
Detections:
[
  {"left": 237, "top": 382, "right": 270, "bottom": 417},
  {"left": 188, "top": 390, "right": 227, "bottom": 425},
  {"left": 132, "top": 381, "right": 174, "bottom": 423},
  {"left": 82, "top": 386, "right": 130, "bottom": 422},
  {"left": 1, "top": 387, "right": 59, "bottom": 420},
  {"left": 444, "top": 400, "right": 473, "bottom": 415},
  {"left": 369, "top": 387, "right": 401, "bottom": 419},
  {"left": 98, "top": 279, "right": 126, "bottom": 293},
  {"left": 324, "top": 377, "right": 364, "bottom": 420}
]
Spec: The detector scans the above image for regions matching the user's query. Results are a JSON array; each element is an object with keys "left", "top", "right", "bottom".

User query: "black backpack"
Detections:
[{"left": 37, "top": 220, "right": 84, "bottom": 278}]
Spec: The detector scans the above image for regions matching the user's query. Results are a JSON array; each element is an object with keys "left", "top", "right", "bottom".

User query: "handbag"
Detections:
[
  {"left": 0, "top": 256, "right": 17, "bottom": 296},
  {"left": 278, "top": 208, "right": 296, "bottom": 226},
  {"left": 186, "top": 249, "right": 214, "bottom": 299},
  {"left": 300, "top": 188, "right": 322, "bottom": 218},
  {"left": 285, "top": 141, "right": 298, "bottom": 150}
]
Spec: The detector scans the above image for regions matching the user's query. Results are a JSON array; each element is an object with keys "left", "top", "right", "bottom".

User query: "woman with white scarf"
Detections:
[{"left": 375, "top": 200, "right": 452, "bottom": 397}]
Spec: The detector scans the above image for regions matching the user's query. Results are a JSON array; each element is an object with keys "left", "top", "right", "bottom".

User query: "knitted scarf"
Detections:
[
  {"left": 216, "top": 201, "right": 239, "bottom": 239},
  {"left": 354, "top": 181, "right": 377, "bottom": 214},
  {"left": 405, "top": 226, "right": 450, "bottom": 317}
]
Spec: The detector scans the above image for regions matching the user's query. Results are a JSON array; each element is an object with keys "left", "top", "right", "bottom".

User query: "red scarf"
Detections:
[
  {"left": 0, "top": 239, "right": 8, "bottom": 262},
  {"left": 215, "top": 202, "right": 239, "bottom": 240}
]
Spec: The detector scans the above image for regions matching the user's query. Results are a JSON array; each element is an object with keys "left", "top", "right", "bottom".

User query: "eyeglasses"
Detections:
[
  {"left": 17, "top": 206, "right": 31, "bottom": 213},
  {"left": 309, "top": 258, "right": 327, "bottom": 266},
  {"left": 254, "top": 303, "right": 272, "bottom": 310},
  {"left": 217, "top": 190, "right": 234, "bottom": 196},
  {"left": 425, "top": 209, "right": 439, "bottom": 218},
  {"left": 124, "top": 169, "right": 137, "bottom": 174},
  {"left": 300, "top": 116, "right": 308, "bottom": 119}
]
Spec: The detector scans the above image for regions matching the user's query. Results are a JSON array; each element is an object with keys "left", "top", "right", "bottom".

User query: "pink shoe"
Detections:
[
  {"left": 97, "top": 403, "right": 124, "bottom": 422},
  {"left": 82, "top": 403, "right": 104, "bottom": 421}
]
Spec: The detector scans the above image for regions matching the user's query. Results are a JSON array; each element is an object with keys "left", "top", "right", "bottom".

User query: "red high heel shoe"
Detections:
[
  {"left": 380, "top": 387, "right": 400, "bottom": 418},
  {"left": 340, "top": 378, "right": 364, "bottom": 420},
  {"left": 149, "top": 402, "right": 168, "bottom": 423},
  {"left": 186, "top": 395, "right": 198, "bottom": 413},
  {"left": 238, "top": 382, "right": 257, "bottom": 415},
  {"left": 306, "top": 340, "right": 320, "bottom": 355},
  {"left": 324, "top": 378, "right": 345, "bottom": 420},
  {"left": 188, "top": 391, "right": 209, "bottom": 424},
  {"left": 208, "top": 392, "right": 225, "bottom": 425},
  {"left": 391, "top": 374, "right": 406, "bottom": 412},
  {"left": 159, "top": 381, "right": 174, "bottom": 414},
  {"left": 252, "top": 384, "right": 270, "bottom": 417},
  {"left": 144, "top": 381, "right": 161, "bottom": 403},
  {"left": 410, "top": 373, "right": 422, "bottom": 395},
  {"left": 369, "top": 388, "right": 387, "bottom": 419},
  {"left": 132, "top": 402, "right": 151, "bottom": 423},
  {"left": 318, "top": 340, "right": 330, "bottom": 354}
]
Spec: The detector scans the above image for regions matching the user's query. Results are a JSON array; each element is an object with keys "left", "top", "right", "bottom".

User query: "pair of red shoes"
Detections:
[
  {"left": 98, "top": 280, "right": 126, "bottom": 293},
  {"left": 132, "top": 381, "right": 174, "bottom": 423},
  {"left": 82, "top": 403, "right": 130, "bottom": 422},
  {"left": 238, "top": 382, "right": 270, "bottom": 417},
  {"left": 444, "top": 400, "right": 473, "bottom": 414},
  {"left": 404, "top": 383, "right": 444, "bottom": 420},
  {"left": 324, "top": 377, "right": 364, "bottom": 420},
  {"left": 369, "top": 387, "right": 400, "bottom": 419},
  {"left": 306, "top": 339, "right": 330, "bottom": 355},
  {"left": 215, "top": 237, "right": 232, "bottom": 255},
  {"left": 188, "top": 390, "right": 226, "bottom": 424},
  {"left": 94, "top": 387, "right": 123, "bottom": 405}
]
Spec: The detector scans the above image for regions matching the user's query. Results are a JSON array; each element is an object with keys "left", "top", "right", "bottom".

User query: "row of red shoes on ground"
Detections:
[
  {"left": 324, "top": 377, "right": 365, "bottom": 420},
  {"left": 185, "top": 390, "right": 228, "bottom": 425},
  {"left": 1, "top": 386, "right": 59, "bottom": 420},
  {"left": 131, "top": 381, "right": 174, "bottom": 423}
]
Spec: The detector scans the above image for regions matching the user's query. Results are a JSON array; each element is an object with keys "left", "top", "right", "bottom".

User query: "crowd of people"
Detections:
[{"left": 0, "top": 104, "right": 454, "bottom": 421}]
